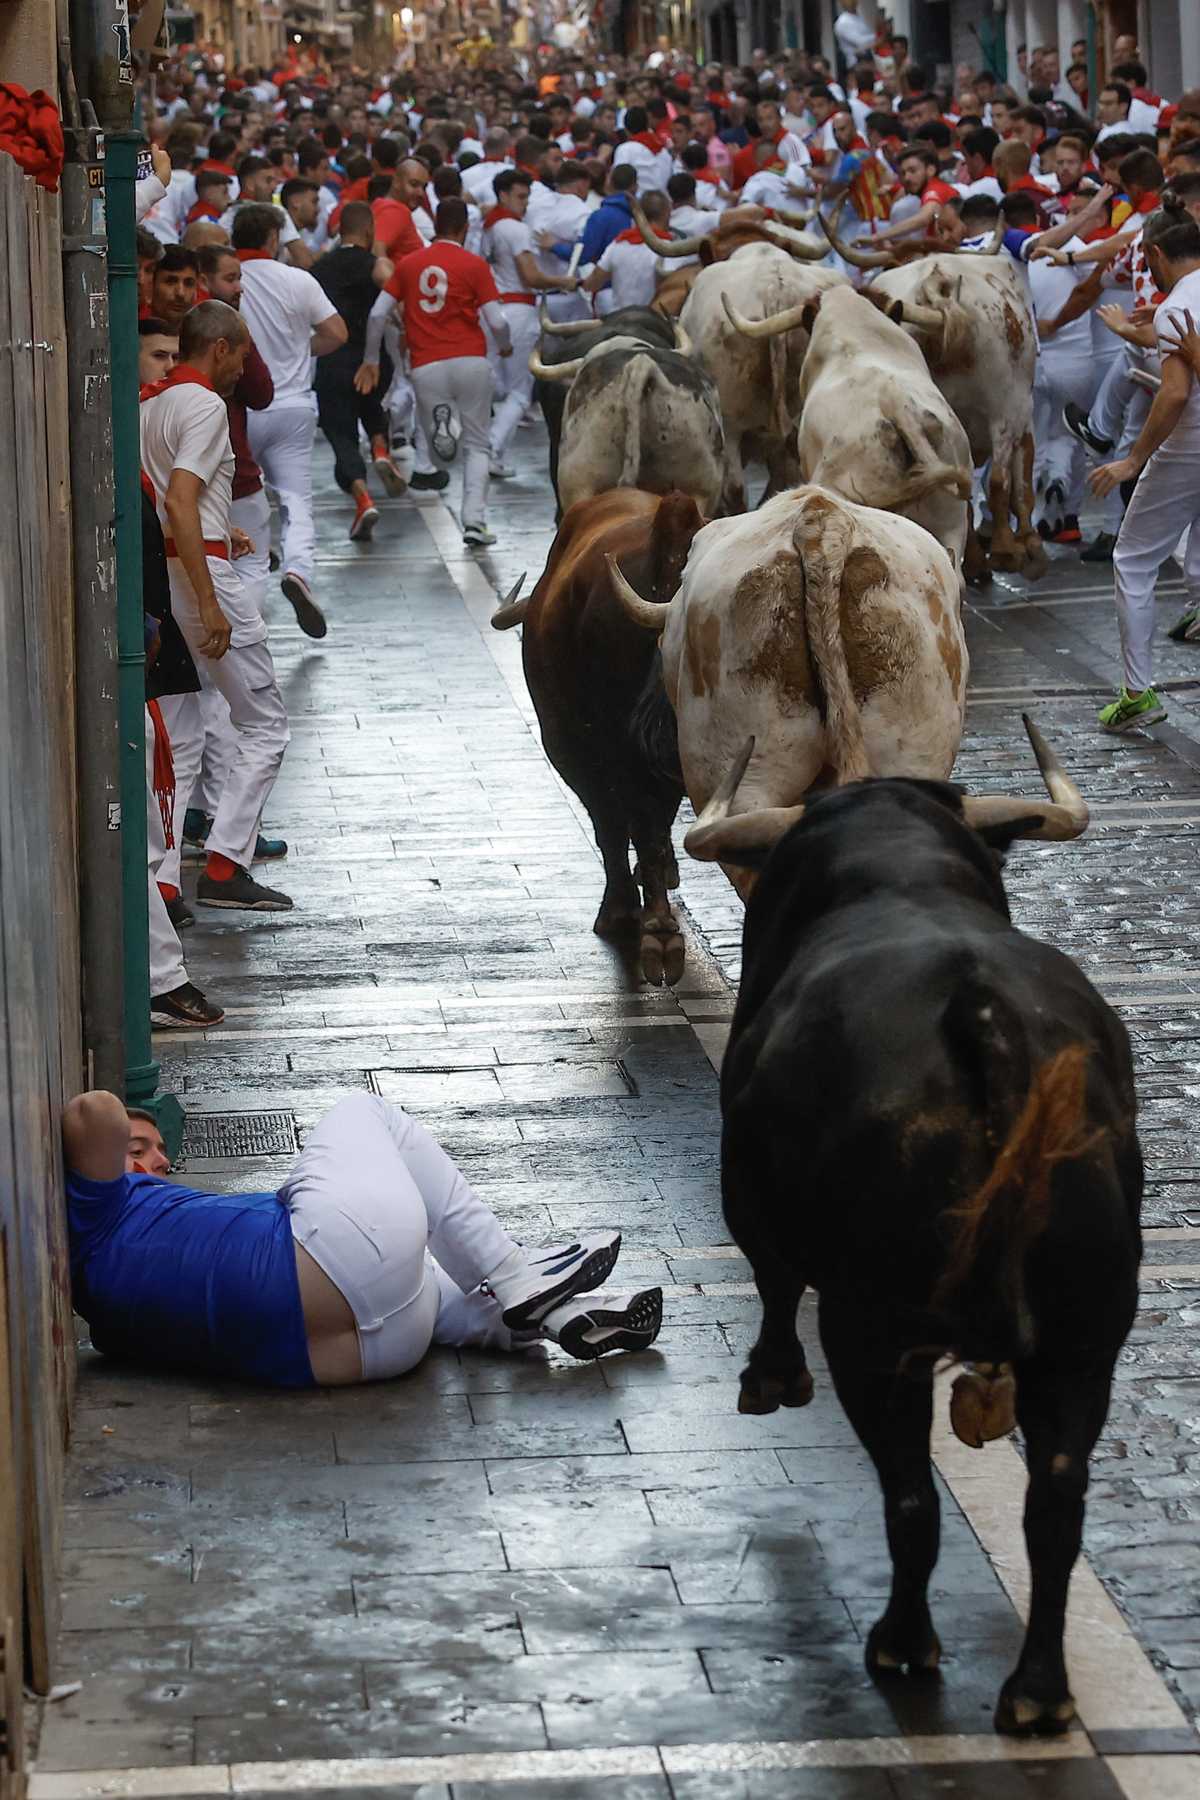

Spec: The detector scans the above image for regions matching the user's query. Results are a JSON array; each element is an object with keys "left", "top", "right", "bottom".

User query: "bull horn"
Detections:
[
  {"left": 818, "top": 195, "right": 897, "bottom": 268},
  {"left": 630, "top": 195, "right": 708, "bottom": 258},
  {"left": 683, "top": 737, "right": 808, "bottom": 863},
  {"left": 774, "top": 203, "right": 817, "bottom": 226},
  {"left": 673, "top": 321, "right": 694, "bottom": 356},
  {"left": 529, "top": 349, "right": 583, "bottom": 380},
  {"left": 605, "top": 552, "right": 676, "bottom": 630},
  {"left": 957, "top": 219, "right": 1005, "bottom": 256},
  {"left": 759, "top": 219, "right": 830, "bottom": 258},
  {"left": 958, "top": 715, "right": 1089, "bottom": 842},
  {"left": 539, "top": 299, "right": 598, "bottom": 337},
  {"left": 490, "top": 573, "right": 528, "bottom": 630},
  {"left": 722, "top": 290, "right": 809, "bottom": 338},
  {"left": 899, "top": 301, "right": 947, "bottom": 333}
]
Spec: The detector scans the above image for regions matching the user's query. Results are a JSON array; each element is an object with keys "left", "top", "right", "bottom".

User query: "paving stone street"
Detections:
[{"left": 39, "top": 428, "right": 1200, "bottom": 1800}]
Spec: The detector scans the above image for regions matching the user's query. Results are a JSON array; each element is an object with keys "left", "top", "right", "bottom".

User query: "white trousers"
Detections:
[
  {"left": 247, "top": 402, "right": 317, "bottom": 588},
  {"left": 278, "top": 1095, "right": 520, "bottom": 1379},
  {"left": 489, "top": 302, "right": 540, "bottom": 458},
  {"left": 229, "top": 487, "right": 272, "bottom": 618},
  {"left": 155, "top": 690, "right": 205, "bottom": 893},
  {"left": 166, "top": 556, "right": 290, "bottom": 869},
  {"left": 411, "top": 355, "right": 492, "bottom": 530},
  {"left": 146, "top": 709, "right": 186, "bottom": 996},
  {"left": 1033, "top": 354, "right": 1095, "bottom": 516},
  {"left": 1113, "top": 452, "right": 1200, "bottom": 691}
]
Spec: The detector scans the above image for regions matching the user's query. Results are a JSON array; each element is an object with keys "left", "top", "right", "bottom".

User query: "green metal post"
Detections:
[{"left": 105, "top": 131, "right": 183, "bottom": 1156}]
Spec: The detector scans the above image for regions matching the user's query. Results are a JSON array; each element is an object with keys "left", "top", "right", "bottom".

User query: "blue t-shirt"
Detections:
[{"left": 67, "top": 1170, "right": 314, "bottom": 1387}]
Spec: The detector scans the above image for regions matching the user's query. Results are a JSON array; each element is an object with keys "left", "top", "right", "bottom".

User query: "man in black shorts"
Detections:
[{"left": 311, "top": 199, "right": 409, "bottom": 542}]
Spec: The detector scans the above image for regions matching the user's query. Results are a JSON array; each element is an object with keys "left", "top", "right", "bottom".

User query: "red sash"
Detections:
[
  {"left": 484, "top": 203, "right": 523, "bottom": 229},
  {"left": 139, "top": 364, "right": 218, "bottom": 401}
]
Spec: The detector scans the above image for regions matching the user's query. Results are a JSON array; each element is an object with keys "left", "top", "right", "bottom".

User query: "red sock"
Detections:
[
  {"left": 157, "top": 882, "right": 179, "bottom": 903},
  {"left": 205, "top": 853, "right": 238, "bottom": 881}
]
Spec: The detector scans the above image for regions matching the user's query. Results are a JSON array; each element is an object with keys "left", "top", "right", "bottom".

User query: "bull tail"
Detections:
[
  {"left": 769, "top": 330, "right": 792, "bottom": 442},
  {"left": 936, "top": 1040, "right": 1102, "bottom": 1357},
  {"left": 793, "top": 493, "right": 870, "bottom": 783},
  {"left": 618, "top": 355, "right": 658, "bottom": 491},
  {"left": 884, "top": 401, "right": 973, "bottom": 508}
]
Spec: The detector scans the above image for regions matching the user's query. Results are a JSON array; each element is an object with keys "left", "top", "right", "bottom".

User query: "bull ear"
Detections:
[
  {"left": 801, "top": 298, "right": 819, "bottom": 335},
  {"left": 888, "top": 299, "right": 905, "bottom": 325}
]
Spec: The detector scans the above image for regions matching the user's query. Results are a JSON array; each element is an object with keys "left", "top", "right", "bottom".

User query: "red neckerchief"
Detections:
[
  {"left": 628, "top": 130, "right": 665, "bottom": 153},
  {"left": 756, "top": 155, "right": 787, "bottom": 175},
  {"left": 695, "top": 167, "right": 720, "bottom": 183},
  {"left": 484, "top": 203, "right": 523, "bottom": 229},
  {"left": 771, "top": 126, "right": 791, "bottom": 146},
  {"left": 237, "top": 247, "right": 274, "bottom": 261},
  {"left": 1011, "top": 173, "right": 1053, "bottom": 196},
  {"left": 199, "top": 158, "right": 236, "bottom": 178},
  {"left": 1131, "top": 86, "right": 1160, "bottom": 105},
  {"left": 139, "top": 364, "right": 217, "bottom": 401},
  {"left": 187, "top": 199, "right": 224, "bottom": 222},
  {"left": 977, "top": 164, "right": 996, "bottom": 177},
  {"left": 1134, "top": 190, "right": 1159, "bottom": 214},
  {"left": 515, "top": 160, "right": 541, "bottom": 179},
  {"left": 615, "top": 223, "right": 668, "bottom": 243}
]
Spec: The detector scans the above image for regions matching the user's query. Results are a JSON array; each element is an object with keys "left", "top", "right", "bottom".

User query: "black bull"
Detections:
[{"left": 718, "top": 777, "right": 1140, "bottom": 1736}]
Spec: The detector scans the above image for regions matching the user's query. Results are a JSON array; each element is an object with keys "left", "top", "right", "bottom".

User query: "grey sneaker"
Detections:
[
  {"left": 196, "top": 866, "right": 294, "bottom": 911},
  {"left": 281, "top": 572, "right": 327, "bottom": 639},
  {"left": 543, "top": 1288, "right": 664, "bottom": 1360},
  {"left": 463, "top": 524, "right": 497, "bottom": 549}
]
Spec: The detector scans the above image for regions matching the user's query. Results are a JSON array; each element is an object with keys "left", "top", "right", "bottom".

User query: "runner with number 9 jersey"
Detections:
[{"left": 362, "top": 199, "right": 515, "bottom": 549}]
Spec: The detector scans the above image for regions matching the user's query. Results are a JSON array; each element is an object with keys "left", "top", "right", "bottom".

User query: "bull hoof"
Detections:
[
  {"left": 662, "top": 933, "right": 685, "bottom": 987},
  {"left": 641, "top": 933, "right": 665, "bottom": 987},
  {"left": 1019, "top": 537, "right": 1048, "bottom": 582},
  {"left": 963, "top": 547, "right": 992, "bottom": 588},
  {"left": 994, "top": 1678, "right": 1075, "bottom": 1738},
  {"left": 737, "top": 1368, "right": 814, "bottom": 1414},
  {"left": 594, "top": 909, "right": 640, "bottom": 941},
  {"left": 986, "top": 545, "right": 1022, "bottom": 574},
  {"left": 865, "top": 1620, "right": 942, "bottom": 1678}
]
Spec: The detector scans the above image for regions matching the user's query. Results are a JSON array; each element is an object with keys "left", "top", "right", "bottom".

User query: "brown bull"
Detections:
[{"left": 492, "top": 490, "right": 704, "bottom": 986}]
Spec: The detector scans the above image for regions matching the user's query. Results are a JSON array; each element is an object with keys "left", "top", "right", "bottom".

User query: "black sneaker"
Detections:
[
  {"left": 166, "top": 894, "right": 194, "bottom": 930},
  {"left": 1063, "top": 402, "right": 1113, "bottom": 456},
  {"left": 1080, "top": 531, "right": 1116, "bottom": 564},
  {"left": 409, "top": 469, "right": 450, "bottom": 491},
  {"left": 150, "top": 981, "right": 225, "bottom": 1028},
  {"left": 268, "top": 548, "right": 281, "bottom": 572},
  {"left": 543, "top": 1288, "right": 664, "bottom": 1360},
  {"left": 196, "top": 866, "right": 294, "bottom": 911},
  {"left": 280, "top": 572, "right": 327, "bottom": 639},
  {"left": 183, "top": 807, "right": 213, "bottom": 847}
]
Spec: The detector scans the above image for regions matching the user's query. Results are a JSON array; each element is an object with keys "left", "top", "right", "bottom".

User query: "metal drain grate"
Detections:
[{"left": 181, "top": 1111, "right": 299, "bottom": 1160}]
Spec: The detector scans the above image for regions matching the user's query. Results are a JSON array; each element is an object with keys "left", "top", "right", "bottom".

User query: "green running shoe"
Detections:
[
  {"left": 1098, "top": 687, "right": 1167, "bottom": 732},
  {"left": 1168, "top": 606, "right": 1200, "bottom": 642}
]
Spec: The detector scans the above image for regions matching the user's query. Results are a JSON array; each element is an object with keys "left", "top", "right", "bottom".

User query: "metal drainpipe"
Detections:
[
  {"left": 104, "top": 132, "right": 184, "bottom": 1155},
  {"left": 61, "top": 111, "right": 126, "bottom": 1095}
]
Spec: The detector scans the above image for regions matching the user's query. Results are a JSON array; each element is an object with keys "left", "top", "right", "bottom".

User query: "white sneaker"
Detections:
[
  {"left": 543, "top": 1288, "right": 664, "bottom": 1360},
  {"left": 487, "top": 1231, "right": 621, "bottom": 1330},
  {"left": 463, "top": 524, "right": 497, "bottom": 549},
  {"left": 488, "top": 461, "right": 515, "bottom": 479}
]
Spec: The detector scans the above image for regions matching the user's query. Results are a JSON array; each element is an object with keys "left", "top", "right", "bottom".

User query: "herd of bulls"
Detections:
[{"left": 489, "top": 232, "right": 1143, "bottom": 1743}]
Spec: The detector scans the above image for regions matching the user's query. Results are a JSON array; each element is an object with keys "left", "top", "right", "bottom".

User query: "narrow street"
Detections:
[{"left": 39, "top": 427, "right": 1200, "bottom": 1800}]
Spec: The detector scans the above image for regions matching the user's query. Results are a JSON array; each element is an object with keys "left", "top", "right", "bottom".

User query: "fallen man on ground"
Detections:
[{"left": 63, "top": 1092, "right": 663, "bottom": 1386}]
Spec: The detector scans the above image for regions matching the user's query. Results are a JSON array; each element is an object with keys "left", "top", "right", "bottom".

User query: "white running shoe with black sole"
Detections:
[
  {"left": 543, "top": 1288, "right": 664, "bottom": 1360},
  {"left": 430, "top": 403, "right": 458, "bottom": 462},
  {"left": 489, "top": 1231, "right": 621, "bottom": 1330}
]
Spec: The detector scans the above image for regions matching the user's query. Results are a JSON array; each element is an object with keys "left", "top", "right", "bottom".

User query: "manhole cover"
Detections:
[{"left": 181, "top": 1111, "right": 299, "bottom": 1159}]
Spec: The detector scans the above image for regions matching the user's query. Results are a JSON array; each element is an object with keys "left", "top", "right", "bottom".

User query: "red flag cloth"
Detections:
[
  {"left": 0, "top": 84, "right": 64, "bottom": 193},
  {"left": 146, "top": 699, "right": 175, "bottom": 849}
]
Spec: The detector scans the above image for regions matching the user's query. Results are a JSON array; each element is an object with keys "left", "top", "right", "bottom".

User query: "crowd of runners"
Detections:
[{"left": 129, "top": 28, "right": 1200, "bottom": 1028}]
